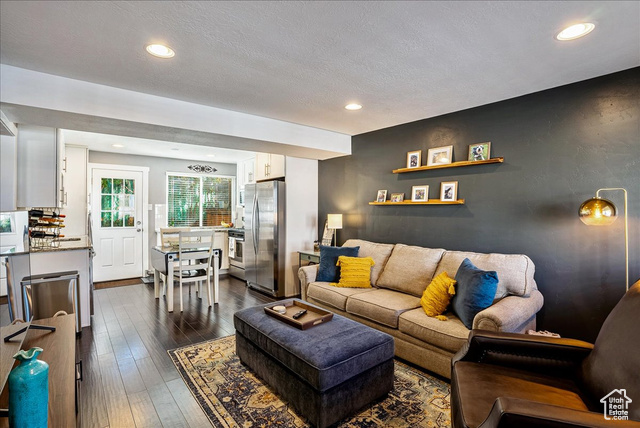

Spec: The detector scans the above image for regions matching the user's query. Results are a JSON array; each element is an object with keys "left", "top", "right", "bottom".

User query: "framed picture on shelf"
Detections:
[
  {"left": 376, "top": 190, "right": 388, "bottom": 203},
  {"left": 321, "top": 220, "right": 333, "bottom": 246},
  {"left": 440, "top": 181, "right": 458, "bottom": 202},
  {"left": 406, "top": 150, "right": 421, "bottom": 168},
  {"left": 427, "top": 145, "right": 453, "bottom": 166},
  {"left": 411, "top": 185, "right": 429, "bottom": 202},
  {"left": 468, "top": 142, "right": 491, "bottom": 161},
  {"left": 390, "top": 193, "right": 405, "bottom": 203}
]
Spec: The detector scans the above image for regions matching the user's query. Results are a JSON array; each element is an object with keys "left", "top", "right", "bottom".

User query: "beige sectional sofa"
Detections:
[{"left": 298, "top": 239, "right": 544, "bottom": 379}]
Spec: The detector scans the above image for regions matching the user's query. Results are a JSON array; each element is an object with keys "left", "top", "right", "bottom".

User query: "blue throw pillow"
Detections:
[
  {"left": 316, "top": 245, "right": 360, "bottom": 282},
  {"left": 451, "top": 258, "right": 499, "bottom": 329}
]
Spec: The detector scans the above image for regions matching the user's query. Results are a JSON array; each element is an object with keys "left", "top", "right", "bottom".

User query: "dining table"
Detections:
[{"left": 150, "top": 245, "right": 221, "bottom": 312}]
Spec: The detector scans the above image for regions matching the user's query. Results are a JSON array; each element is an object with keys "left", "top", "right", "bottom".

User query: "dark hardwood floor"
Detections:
[{"left": 76, "top": 275, "right": 276, "bottom": 428}]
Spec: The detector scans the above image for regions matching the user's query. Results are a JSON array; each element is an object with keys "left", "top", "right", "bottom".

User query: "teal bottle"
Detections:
[{"left": 8, "top": 347, "right": 49, "bottom": 428}]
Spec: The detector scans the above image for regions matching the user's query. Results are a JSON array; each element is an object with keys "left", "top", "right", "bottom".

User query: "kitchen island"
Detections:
[{"left": 4, "top": 236, "right": 93, "bottom": 328}]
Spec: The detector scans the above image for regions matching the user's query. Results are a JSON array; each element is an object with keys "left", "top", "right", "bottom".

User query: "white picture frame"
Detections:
[
  {"left": 427, "top": 145, "right": 454, "bottom": 166},
  {"left": 411, "top": 185, "right": 429, "bottom": 202},
  {"left": 440, "top": 181, "right": 458, "bottom": 201},
  {"left": 376, "top": 190, "right": 387, "bottom": 203}
]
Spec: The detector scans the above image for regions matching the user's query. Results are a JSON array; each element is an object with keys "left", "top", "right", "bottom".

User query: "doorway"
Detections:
[{"left": 90, "top": 164, "right": 149, "bottom": 282}]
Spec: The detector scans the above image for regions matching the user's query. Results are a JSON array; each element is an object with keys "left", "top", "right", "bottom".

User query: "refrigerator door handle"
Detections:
[{"left": 251, "top": 192, "right": 259, "bottom": 255}]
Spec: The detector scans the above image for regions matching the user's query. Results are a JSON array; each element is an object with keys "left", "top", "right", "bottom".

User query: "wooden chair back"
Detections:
[
  {"left": 175, "top": 230, "right": 215, "bottom": 280},
  {"left": 160, "top": 227, "right": 191, "bottom": 247}
]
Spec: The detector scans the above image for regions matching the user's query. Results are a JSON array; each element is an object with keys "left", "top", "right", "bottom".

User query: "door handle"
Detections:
[
  {"left": 136, "top": 228, "right": 142, "bottom": 232},
  {"left": 252, "top": 193, "right": 258, "bottom": 255}
]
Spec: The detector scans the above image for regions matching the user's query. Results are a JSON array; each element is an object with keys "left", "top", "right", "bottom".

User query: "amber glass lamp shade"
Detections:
[{"left": 579, "top": 197, "right": 617, "bottom": 226}]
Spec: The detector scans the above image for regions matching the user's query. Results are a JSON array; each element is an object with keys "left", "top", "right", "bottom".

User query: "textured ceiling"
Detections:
[{"left": 1, "top": 1, "right": 639, "bottom": 136}]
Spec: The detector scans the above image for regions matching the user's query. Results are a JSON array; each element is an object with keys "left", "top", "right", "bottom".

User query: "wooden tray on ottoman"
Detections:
[{"left": 264, "top": 300, "right": 333, "bottom": 330}]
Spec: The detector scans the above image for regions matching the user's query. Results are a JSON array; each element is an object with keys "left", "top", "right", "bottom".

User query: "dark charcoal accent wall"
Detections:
[{"left": 319, "top": 68, "right": 640, "bottom": 342}]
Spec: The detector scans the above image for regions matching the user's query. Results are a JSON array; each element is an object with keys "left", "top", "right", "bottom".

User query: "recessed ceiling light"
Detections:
[
  {"left": 112, "top": 144, "right": 124, "bottom": 148},
  {"left": 345, "top": 103, "right": 362, "bottom": 111},
  {"left": 207, "top": 154, "right": 216, "bottom": 158},
  {"left": 145, "top": 43, "right": 175, "bottom": 58},
  {"left": 556, "top": 23, "right": 595, "bottom": 41}
]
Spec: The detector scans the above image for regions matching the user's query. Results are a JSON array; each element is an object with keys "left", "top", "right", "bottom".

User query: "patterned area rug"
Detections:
[{"left": 168, "top": 335, "right": 451, "bottom": 427}]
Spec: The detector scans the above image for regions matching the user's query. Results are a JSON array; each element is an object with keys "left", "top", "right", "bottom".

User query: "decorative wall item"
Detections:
[
  {"left": 406, "top": 150, "right": 421, "bottom": 168},
  {"left": 321, "top": 220, "right": 333, "bottom": 246},
  {"left": 9, "top": 347, "right": 49, "bottom": 428},
  {"left": 391, "top": 193, "right": 405, "bottom": 203},
  {"left": 468, "top": 142, "right": 491, "bottom": 161},
  {"left": 188, "top": 164, "right": 218, "bottom": 173},
  {"left": 411, "top": 185, "right": 429, "bottom": 202},
  {"left": 427, "top": 146, "right": 453, "bottom": 166},
  {"left": 440, "top": 181, "right": 458, "bottom": 201},
  {"left": 376, "top": 190, "right": 388, "bottom": 203}
]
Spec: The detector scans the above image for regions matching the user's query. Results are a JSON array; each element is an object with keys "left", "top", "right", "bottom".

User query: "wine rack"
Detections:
[{"left": 29, "top": 208, "right": 65, "bottom": 250}]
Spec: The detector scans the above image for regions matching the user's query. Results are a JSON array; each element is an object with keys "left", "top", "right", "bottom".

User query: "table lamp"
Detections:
[
  {"left": 327, "top": 214, "right": 343, "bottom": 246},
  {"left": 579, "top": 188, "right": 629, "bottom": 291}
]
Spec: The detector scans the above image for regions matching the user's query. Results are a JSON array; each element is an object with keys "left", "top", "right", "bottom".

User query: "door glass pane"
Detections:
[
  {"left": 113, "top": 211, "right": 123, "bottom": 227},
  {"left": 124, "top": 214, "right": 135, "bottom": 227},
  {"left": 101, "top": 195, "right": 112, "bottom": 210},
  {"left": 125, "top": 179, "right": 135, "bottom": 194},
  {"left": 101, "top": 178, "right": 112, "bottom": 194},
  {"left": 113, "top": 195, "right": 122, "bottom": 210},
  {"left": 113, "top": 179, "right": 123, "bottom": 194},
  {"left": 124, "top": 195, "right": 134, "bottom": 209},
  {"left": 101, "top": 212, "right": 112, "bottom": 227}
]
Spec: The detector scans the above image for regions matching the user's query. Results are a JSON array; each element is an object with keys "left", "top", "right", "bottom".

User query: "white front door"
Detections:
[{"left": 91, "top": 167, "right": 144, "bottom": 281}]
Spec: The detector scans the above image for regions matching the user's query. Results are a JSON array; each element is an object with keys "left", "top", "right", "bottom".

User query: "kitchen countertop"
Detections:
[{"left": 2, "top": 236, "right": 93, "bottom": 255}]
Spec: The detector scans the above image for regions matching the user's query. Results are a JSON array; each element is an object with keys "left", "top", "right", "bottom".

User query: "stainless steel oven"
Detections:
[{"left": 228, "top": 229, "right": 245, "bottom": 280}]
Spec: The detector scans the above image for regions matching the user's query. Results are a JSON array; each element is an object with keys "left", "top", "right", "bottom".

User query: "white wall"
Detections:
[
  {"left": 284, "top": 156, "right": 318, "bottom": 296},
  {"left": 0, "top": 135, "right": 17, "bottom": 212}
]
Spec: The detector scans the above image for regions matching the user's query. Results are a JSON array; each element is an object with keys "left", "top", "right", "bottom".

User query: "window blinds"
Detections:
[{"left": 167, "top": 174, "right": 232, "bottom": 227}]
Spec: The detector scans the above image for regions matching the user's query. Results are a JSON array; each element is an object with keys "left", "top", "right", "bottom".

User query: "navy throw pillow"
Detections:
[
  {"left": 316, "top": 245, "right": 360, "bottom": 282},
  {"left": 451, "top": 258, "right": 499, "bottom": 329}
]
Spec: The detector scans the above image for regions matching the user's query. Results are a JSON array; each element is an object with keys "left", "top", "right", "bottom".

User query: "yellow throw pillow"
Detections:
[
  {"left": 332, "top": 256, "right": 375, "bottom": 288},
  {"left": 420, "top": 271, "right": 457, "bottom": 321}
]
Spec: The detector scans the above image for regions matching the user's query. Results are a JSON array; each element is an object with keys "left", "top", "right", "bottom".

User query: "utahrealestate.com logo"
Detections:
[{"left": 601, "top": 389, "right": 632, "bottom": 420}]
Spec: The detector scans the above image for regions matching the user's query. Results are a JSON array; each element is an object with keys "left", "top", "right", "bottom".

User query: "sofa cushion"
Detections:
[
  {"left": 434, "top": 250, "right": 536, "bottom": 298},
  {"left": 334, "top": 256, "right": 375, "bottom": 288},
  {"left": 376, "top": 244, "right": 446, "bottom": 297},
  {"left": 342, "top": 239, "right": 394, "bottom": 286},
  {"left": 452, "top": 258, "right": 499, "bottom": 329},
  {"left": 316, "top": 245, "right": 360, "bottom": 282},
  {"left": 345, "top": 289, "right": 421, "bottom": 328},
  {"left": 398, "top": 308, "right": 470, "bottom": 353},
  {"left": 307, "top": 282, "right": 375, "bottom": 311}
]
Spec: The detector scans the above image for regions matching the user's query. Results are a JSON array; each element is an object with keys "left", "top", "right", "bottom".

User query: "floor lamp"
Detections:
[
  {"left": 327, "top": 214, "right": 343, "bottom": 247},
  {"left": 578, "top": 188, "right": 629, "bottom": 291}
]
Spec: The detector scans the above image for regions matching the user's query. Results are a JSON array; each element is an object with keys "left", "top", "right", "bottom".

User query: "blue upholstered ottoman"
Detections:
[{"left": 234, "top": 299, "right": 395, "bottom": 428}]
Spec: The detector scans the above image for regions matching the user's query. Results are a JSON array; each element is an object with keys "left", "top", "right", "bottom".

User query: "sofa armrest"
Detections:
[
  {"left": 298, "top": 265, "right": 318, "bottom": 300},
  {"left": 479, "top": 397, "right": 640, "bottom": 428},
  {"left": 453, "top": 330, "right": 594, "bottom": 377},
  {"left": 473, "top": 289, "right": 544, "bottom": 332}
]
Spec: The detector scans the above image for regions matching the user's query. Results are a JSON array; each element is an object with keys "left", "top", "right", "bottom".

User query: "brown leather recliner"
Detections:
[{"left": 451, "top": 280, "right": 640, "bottom": 427}]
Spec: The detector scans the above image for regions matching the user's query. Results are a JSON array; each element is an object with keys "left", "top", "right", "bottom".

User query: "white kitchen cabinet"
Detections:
[
  {"left": 17, "top": 125, "right": 66, "bottom": 209},
  {"left": 0, "top": 135, "right": 17, "bottom": 211},
  {"left": 255, "top": 153, "right": 284, "bottom": 181},
  {"left": 243, "top": 157, "right": 256, "bottom": 184},
  {"left": 60, "top": 145, "right": 88, "bottom": 237},
  {"left": 213, "top": 230, "right": 230, "bottom": 270}
]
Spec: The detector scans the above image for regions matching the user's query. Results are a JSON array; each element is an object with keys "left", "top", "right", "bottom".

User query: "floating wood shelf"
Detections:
[
  {"left": 369, "top": 199, "right": 465, "bottom": 206},
  {"left": 392, "top": 157, "right": 504, "bottom": 174}
]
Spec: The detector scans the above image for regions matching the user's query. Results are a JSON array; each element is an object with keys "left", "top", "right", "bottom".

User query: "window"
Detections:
[
  {"left": 100, "top": 178, "right": 135, "bottom": 228},
  {"left": 167, "top": 173, "right": 233, "bottom": 227}
]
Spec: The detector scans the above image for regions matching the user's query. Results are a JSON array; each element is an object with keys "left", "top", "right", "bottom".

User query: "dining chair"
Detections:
[
  {"left": 159, "top": 227, "right": 191, "bottom": 294},
  {"left": 173, "top": 230, "right": 215, "bottom": 312}
]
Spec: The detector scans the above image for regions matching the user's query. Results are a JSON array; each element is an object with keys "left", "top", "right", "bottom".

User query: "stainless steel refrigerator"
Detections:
[{"left": 245, "top": 181, "right": 286, "bottom": 297}]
